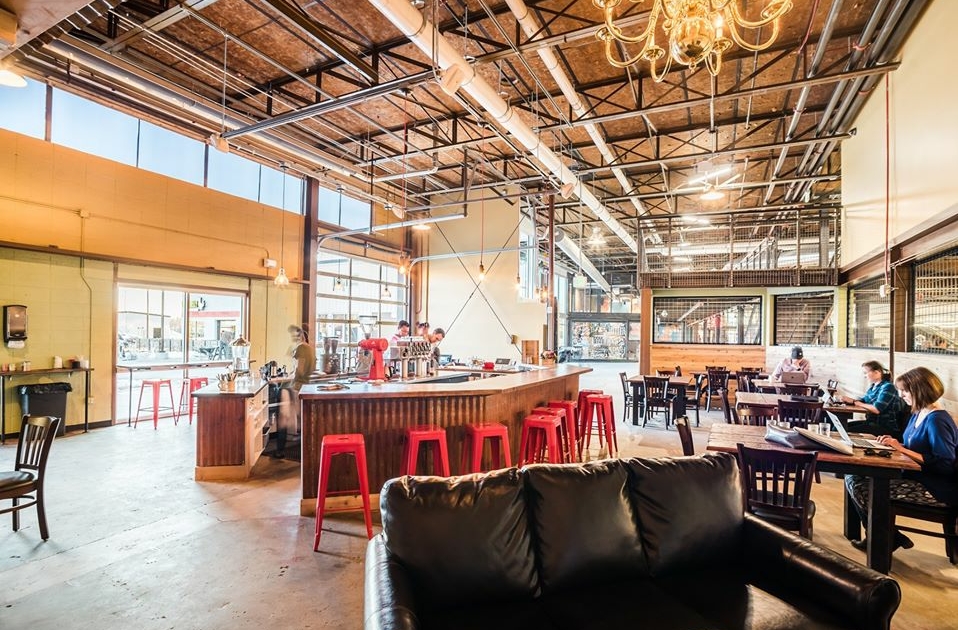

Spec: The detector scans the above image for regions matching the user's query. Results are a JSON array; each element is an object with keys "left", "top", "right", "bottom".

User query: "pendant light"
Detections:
[
  {"left": 274, "top": 163, "right": 290, "bottom": 287},
  {"left": 477, "top": 191, "right": 485, "bottom": 281}
]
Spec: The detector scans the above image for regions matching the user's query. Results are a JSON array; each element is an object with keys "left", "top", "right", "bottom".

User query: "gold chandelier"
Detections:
[{"left": 595, "top": 0, "right": 794, "bottom": 81}]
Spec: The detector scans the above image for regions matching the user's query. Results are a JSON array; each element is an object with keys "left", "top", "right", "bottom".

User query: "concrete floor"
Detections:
[{"left": 1, "top": 362, "right": 956, "bottom": 629}]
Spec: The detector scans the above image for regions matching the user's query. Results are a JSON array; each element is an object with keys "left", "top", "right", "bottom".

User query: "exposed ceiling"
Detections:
[{"left": 1, "top": 0, "right": 931, "bottom": 281}]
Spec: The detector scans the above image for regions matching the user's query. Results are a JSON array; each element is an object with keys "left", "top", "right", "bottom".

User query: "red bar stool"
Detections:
[
  {"left": 580, "top": 393, "right": 618, "bottom": 459},
  {"left": 461, "top": 423, "right": 512, "bottom": 473},
  {"left": 518, "top": 414, "right": 564, "bottom": 466},
  {"left": 547, "top": 400, "right": 579, "bottom": 462},
  {"left": 401, "top": 426, "right": 451, "bottom": 476},
  {"left": 313, "top": 433, "right": 373, "bottom": 551},
  {"left": 177, "top": 377, "right": 209, "bottom": 425},
  {"left": 576, "top": 389, "right": 604, "bottom": 440},
  {"left": 134, "top": 379, "right": 177, "bottom": 429},
  {"left": 531, "top": 407, "right": 573, "bottom": 463}
]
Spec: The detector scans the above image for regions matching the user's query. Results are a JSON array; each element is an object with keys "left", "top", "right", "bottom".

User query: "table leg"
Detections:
[
  {"left": 128, "top": 369, "right": 134, "bottom": 427},
  {"left": 631, "top": 382, "right": 641, "bottom": 426},
  {"left": 84, "top": 369, "right": 90, "bottom": 433},
  {"left": 866, "top": 476, "right": 893, "bottom": 574},
  {"left": 843, "top": 482, "right": 862, "bottom": 541},
  {"left": 673, "top": 384, "right": 687, "bottom": 418}
]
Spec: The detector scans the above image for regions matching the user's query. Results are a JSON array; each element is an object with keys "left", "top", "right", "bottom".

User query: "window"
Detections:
[
  {"left": 208, "top": 148, "right": 261, "bottom": 200},
  {"left": 913, "top": 248, "right": 958, "bottom": 354},
  {"left": 847, "top": 277, "right": 889, "bottom": 349},
  {"left": 652, "top": 296, "right": 762, "bottom": 344},
  {"left": 0, "top": 77, "right": 46, "bottom": 139},
  {"left": 137, "top": 120, "right": 205, "bottom": 186},
  {"left": 260, "top": 164, "right": 304, "bottom": 213},
  {"left": 316, "top": 251, "right": 407, "bottom": 368},
  {"left": 774, "top": 292, "right": 835, "bottom": 346},
  {"left": 518, "top": 231, "right": 537, "bottom": 299},
  {"left": 52, "top": 88, "right": 139, "bottom": 164},
  {"left": 319, "top": 186, "right": 371, "bottom": 229}
]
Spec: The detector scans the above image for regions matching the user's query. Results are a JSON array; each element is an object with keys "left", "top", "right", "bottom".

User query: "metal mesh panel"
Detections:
[
  {"left": 913, "top": 247, "right": 958, "bottom": 355},
  {"left": 653, "top": 296, "right": 762, "bottom": 344},
  {"left": 774, "top": 292, "right": 835, "bottom": 346},
  {"left": 847, "top": 277, "right": 889, "bottom": 349}
]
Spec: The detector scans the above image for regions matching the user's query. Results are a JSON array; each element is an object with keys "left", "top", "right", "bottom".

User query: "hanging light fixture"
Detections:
[
  {"left": 478, "top": 263, "right": 486, "bottom": 282},
  {"left": 398, "top": 253, "right": 409, "bottom": 276},
  {"left": 699, "top": 183, "right": 724, "bottom": 201},
  {"left": 0, "top": 68, "right": 27, "bottom": 88},
  {"left": 274, "top": 267, "right": 290, "bottom": 287},
  {"left": 274, "top": 164, "right": 291, "bottom": 287},
  {"left": 515, "top": 274, "right": 522, "bottom": 291},
  {"left": 595, "top": 0, "right": 794, "bottom": 81}
]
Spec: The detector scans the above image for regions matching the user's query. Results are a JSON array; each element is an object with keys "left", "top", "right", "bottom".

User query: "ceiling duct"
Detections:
[{"left": 366, "top": 0, "right": 638, "bottom": 258}]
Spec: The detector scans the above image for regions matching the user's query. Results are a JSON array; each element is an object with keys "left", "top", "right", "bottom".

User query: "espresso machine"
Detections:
[
  {"left": 391, "top": 337, "right": 434, "bottom": 379},
  {"left": 355, "top": 315, "right": 385, "bottom": 379},
  {"left": 320, "top": 336, "right": 341, "bottom": 374}
]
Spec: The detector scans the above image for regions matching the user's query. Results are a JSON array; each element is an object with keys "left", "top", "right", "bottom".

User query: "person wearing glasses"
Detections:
[
  {"left": 845, "top": 366, "right": 958, "bottom": 552},
  {"left": 840, "top": 360, "right": 905, "bottom": 437}
]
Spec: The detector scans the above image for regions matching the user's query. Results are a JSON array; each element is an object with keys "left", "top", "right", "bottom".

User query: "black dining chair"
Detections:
[
  {"left": 892, "top": 501, "right": 958, "bottom": 564},
  {"left": 737, "top": 443, "right": 818, "bottom": 539},
  {"left": 716, "top": 388, "right": 738, "bottom": 424},
  {"left": 0, "top": 415, "right": 61, "bottom": 540},
  {"left": 705, "top": 369, "right": 731, "bottom": 411},
  {"left": 683, "top": 373, "right": 705, "bottom": 427},
  {"left": 777, "top": 399, "right": 823, "bottom": 429},
  {"left": 642, "top": 375, "right": 675, "bottom": 429},
  {"left": 618, "top": 372, "right": 641, "bottom": 423}
]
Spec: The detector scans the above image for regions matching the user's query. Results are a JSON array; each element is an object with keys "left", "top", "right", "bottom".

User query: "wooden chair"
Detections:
[
  {"left": 642, "top": 375, "right": 675, "bottom": 429},
  {"left": 736, "top": 373, "right": 754, "bottom": 394},
  {"left": 0, "top": 415, "right": 61, "bottom": 540},
  {"left": 656, "top": 369, "right": 674, "bottom": 377},
  {"left": 736, "top": 406, "right": 778, "bottom": 427},
  {"left": 716, "top": 388, "right": 738, "bottom": 424},
  {"left": 777, "top": 399, "right": 823, "bottom": 429},
  {"left": 892, "top": 501, "right": 958, "bottom": 564},
  {"left": 782, "top": 384, "right": 817, "bottom": 397},
  {"left": 705, "top": 365, "right": 727, "bottom": 371},
  {"left": 683, "top": 373, "right": 705, "bottom": 427},
  {"left": 705, "top": 368, "right": 731, "bottom": 411},
  {"left": 740, "top": 366, "right": 764, "bottom": 373},
  {"left": 675, "top": 416, "right": 694, "bottom": 456},
  {"left": 736, "top": 443, "right": 818, "bottom": 539},
  {"left": 618, "top": 372, "right": 641, "bottom": 423}
]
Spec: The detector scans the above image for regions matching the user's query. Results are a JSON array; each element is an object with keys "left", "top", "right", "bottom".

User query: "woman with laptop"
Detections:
[
  {"left": 840, "top": 360, "right": 905, "bottom": 437},
  {"left": 772, "top": 346, "right": 812, "bottom": 380},
  {"left": 844, "top": 366, "right": 958, "bottom": 552}
]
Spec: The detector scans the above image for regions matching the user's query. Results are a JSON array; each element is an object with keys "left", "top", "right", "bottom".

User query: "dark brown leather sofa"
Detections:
[{"left": 364, "top": 453, "right": 900, "bottom": 630}]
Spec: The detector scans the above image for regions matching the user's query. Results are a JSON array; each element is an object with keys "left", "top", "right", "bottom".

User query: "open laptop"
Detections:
[
  {"left": 781, "top": 371, "right": 808, "bottom": 385},
  {"left": 826, "top": 411, "right": 894, "bottom": 450}
]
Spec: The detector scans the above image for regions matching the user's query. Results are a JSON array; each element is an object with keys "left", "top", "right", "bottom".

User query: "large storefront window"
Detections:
[
  {"left": 316, "top": 251, "right": 406, "bottom": 370},
  {"left": 847, "top": 277, "right": 889, "bottom": 349}
]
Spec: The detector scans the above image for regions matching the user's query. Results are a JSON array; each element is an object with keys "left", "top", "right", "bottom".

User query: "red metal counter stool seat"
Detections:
[
  {"left": 547, "top": 400, "right": 579, "bottom": 462},
  {"left": 518, "top": 414, "right": 564, "bottom": 466},
  {"left": 531, "top": 407, "right": 574, "bottom": 463},
  {"left": 461, "top": 423, "right": 512, "bottom": 473},
  {"left": 177, "top": 377, "right": 209, "bottom": 425},
  {"left": 134, "top": 379, "right": 177, "bottom": 429},
  {"left": 576, "top": 389, "right": 604, "bottom": 439},
  {"left": 401, "top": 426, "right": 451, "bottom": 476},
  {"left": 313, "top": 433, "right": 373, "bottom": 551},
  {"left": 580, "top": 393, "right": 618, "bottom": 459}
]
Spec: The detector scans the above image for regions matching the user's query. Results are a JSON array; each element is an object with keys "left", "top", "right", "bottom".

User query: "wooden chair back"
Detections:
[
  {"left": 782, "top": 384, "right": 817, "bottom": 397},
  {"left": 642, "top": 376, "right": 672, "bottom": 403},
  {"left": 736, "top": 406, "right": 778, "bottom": 427},
  {"left": 736, "top": 443, "right": 818, "bottom": 538},
  {"left": 892, "top": 501, "right": 958, "bottom": 564},
  {"left": 716, "top": 388, "right": 737, "bottom": 424},
  {"left": 736, "top": 373, "right": 754, "bottom": 394},
  {"left": 776, "top": 399, "right": 824, "bottom": 428},
  {"left": 675, "top": 416, "right": 694, "bottom": 456},
  {"left": 706, "top": 369, "right": 731, "bottom": 393}
]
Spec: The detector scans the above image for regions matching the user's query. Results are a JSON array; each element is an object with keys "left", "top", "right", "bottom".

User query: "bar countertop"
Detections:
[
  {"left": 192, "top": 381, "right": 268, "bottom": 398},
  {"left": 299, "top": 364, "right": 591, "bottom": 399}
]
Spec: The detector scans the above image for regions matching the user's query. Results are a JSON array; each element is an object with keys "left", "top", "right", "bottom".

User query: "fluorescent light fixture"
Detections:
[
  {"left": 0, "top": 69, "right": 26, "bottom": 88},
  {"left": 372, "top": 165, "right": 439, "bottom": 183},
  {"left": 700, "top": 187, "right": 724, "bottom": 201},
  {"left": 412, "top": 223, "right": 431, "bottom": 231},
  {"left": 687, "top": 163, "right": 732, "bottom": 187}
]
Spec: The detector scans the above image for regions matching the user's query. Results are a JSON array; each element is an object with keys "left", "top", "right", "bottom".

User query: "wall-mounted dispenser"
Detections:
[{"left": 3, "top": 304, "right": 27, "bottom": 348}]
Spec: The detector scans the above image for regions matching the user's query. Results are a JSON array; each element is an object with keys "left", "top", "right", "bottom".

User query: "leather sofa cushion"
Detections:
[
  {"left": 626, "top": 452, "right": 743, "bottom": 576},
  {"left": 379, "top": 468, "right": 538, "bottom": 608},
  {"left": 523, "top": 460, "right": 648, "bottom": 593}
]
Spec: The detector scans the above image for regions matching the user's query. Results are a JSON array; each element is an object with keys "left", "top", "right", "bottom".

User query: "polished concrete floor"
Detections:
[{"left": 1, "top": 363, "right": 956, "bottom": 629}]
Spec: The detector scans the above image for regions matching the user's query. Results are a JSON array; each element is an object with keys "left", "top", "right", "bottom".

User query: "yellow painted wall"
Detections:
[
  {"left": 423, "top": 196, "right": 546, "bottom": 361},
  {"left": 842, "top": 0, "right": 958, "bottom": 266}
]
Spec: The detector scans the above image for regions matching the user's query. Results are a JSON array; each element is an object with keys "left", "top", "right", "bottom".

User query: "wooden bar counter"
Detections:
[
  {"left": 192, "top": 381, "right": 269, "bottom": 481},
  {"left": 298, "top": 365, "right": 591, "bottom": 515}
]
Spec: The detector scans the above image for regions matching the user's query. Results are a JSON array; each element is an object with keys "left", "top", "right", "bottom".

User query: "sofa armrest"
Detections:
[
  {"left": 742, "top": 515, "right": 900, "bottom": 630},
  {"left": 364, "top": 535, "right": 421, "bottom": 630}
]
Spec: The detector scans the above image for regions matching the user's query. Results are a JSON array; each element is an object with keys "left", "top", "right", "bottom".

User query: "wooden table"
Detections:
[
  {"left": 626, "top": 375, "right": 691, "bottom": 426},
  {"left": 736, "top": 391, "right": 862, "bottom": 420},
  {"left": 707, "top": 423, "right": 920, "bottom": 574}
]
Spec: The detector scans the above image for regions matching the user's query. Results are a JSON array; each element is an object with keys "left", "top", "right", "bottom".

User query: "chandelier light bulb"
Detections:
[
  {"left": 478, "top": 263, "right": 486, "bottom": 281},
  {"left": 515, "top": 275, "right": 522, "bottom": 291}
]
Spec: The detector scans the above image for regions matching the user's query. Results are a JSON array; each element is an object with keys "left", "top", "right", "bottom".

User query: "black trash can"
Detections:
[{"left": 18, "top": 382, "right": 73, "bottom": 436}]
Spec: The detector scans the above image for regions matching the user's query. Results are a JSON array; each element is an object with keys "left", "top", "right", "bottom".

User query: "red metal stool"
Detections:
[
  {"left": 576, "top": 389, "right": 604, "bottom": 440},
  {"left": 531, "top": 407, "right": 573, "bottom": 463},
  {"left": 580, "top": 394, "right": 618, "bottom": 458},
  {"left": 461, "top": 423, "right": 512, "bottom": 473},
  {"left": 518, "top": 414, "right": 564, "bottom": 466},
  {"left": 313, "top": 433, "right": 373, "bottom": 551},
  {"left": 547, "top": 400, "right": 579, "bottom": 462},
  {"left": 401, "top": 426, "right": 451, "bottom": 476},
  {"left": 177, "top": 377, "right": 209, "bottom": 425},
  {"left": 134, "top": 379, "right": 177, "bottom": 429}
]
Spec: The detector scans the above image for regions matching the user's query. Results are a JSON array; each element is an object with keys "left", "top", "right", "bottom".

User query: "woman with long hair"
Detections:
[
  {"left": 840, "top": 360, "right": 904, "bottom": 437},
  {"left": 845, "top": 366, "right": 958, "bottom": 552}
]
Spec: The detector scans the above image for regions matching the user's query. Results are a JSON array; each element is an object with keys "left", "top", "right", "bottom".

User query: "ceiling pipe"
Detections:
[
  {"left": 556, "top": 237, "right": 612, "bottom": 292},
  {"left": 366, "top": 0, "right": 639, "bottom": 256},
  {"left": 42, "top": 37, "right": 366, "bottom": 181},
  {"left": 504, "top": 0, "right": 645, "bottom": 220}
]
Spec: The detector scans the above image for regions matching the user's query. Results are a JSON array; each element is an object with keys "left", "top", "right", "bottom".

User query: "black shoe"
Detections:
[
  {"left": 851, "top": 539, "right": 867, "bottom": 551},
  {"left": 850, "top": 532, "right": 914, "bottom": 553}
]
